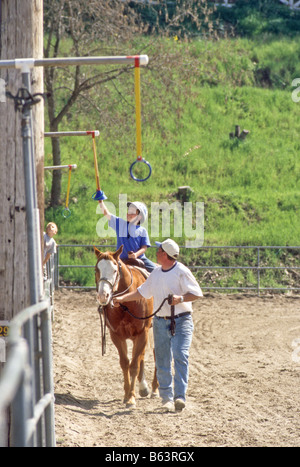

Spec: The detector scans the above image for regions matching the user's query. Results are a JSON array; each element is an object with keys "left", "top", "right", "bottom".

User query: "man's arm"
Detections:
[
  {"left": 171, "top": 293, "right": 202, "bottom": 306},
  {"left": 113, "top": 289, "right": 142, "bottom": 306},
  {"left": 114, "top": 291, "right": 201, "bottom": 307}
]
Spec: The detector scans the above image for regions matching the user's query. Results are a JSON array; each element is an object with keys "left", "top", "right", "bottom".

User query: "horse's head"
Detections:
[{"left": 94, "top": 245, "right": 123, "bottom": 306}]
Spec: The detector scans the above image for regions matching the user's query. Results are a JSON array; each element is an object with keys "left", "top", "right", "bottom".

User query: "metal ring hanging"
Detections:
[
  {"left": 129, "top": 158, "right": 152, "bottom": 182},
  {"left": 130, "top": 56, "right": 152, "bottom": 182}
]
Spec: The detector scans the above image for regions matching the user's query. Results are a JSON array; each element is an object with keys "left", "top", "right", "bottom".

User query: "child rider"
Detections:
[{"left": 98, "top": 200, "right": 156, "bottom": 273}]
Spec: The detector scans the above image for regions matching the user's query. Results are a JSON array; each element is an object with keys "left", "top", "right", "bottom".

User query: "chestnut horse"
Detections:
[{"left": 94, "top": 245, "right": 158, "bottom": 407}]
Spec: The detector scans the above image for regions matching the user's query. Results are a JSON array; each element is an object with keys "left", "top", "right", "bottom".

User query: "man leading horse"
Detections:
[{"left": 114, "top": 239, "right": 203, "bottom": 412}]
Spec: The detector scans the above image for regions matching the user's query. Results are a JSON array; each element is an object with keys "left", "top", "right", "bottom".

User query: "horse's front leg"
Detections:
[
  {"left": 138, "top": 358, "right": 150, "bottom": 398},
  {"left": 127, "top": 332, "right": 148, "bottom": 407},
  {"left": 110, "top": 333, "right": 131, "bottom": 404}
]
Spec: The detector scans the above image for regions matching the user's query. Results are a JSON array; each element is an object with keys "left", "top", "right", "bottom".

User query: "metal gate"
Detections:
[
  {"left": 54, "top": 244, "right": 300, "bottom": 295},
  {"left": 0, "top": 297, "right": 55, "bottom": 447}
]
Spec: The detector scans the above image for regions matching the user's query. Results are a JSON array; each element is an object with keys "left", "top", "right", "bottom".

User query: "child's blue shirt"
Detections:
[{"left": 108, "top": 215, "right": 151, "bottom": 260}]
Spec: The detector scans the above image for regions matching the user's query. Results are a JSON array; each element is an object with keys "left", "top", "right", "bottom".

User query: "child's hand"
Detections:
[{"left": 128, "top": 251, "right": 137, "bottom": 259}]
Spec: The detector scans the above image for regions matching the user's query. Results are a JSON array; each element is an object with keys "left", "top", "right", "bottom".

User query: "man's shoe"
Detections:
[
  {"left": 175, "top": 398, "right": 185, "bottom": 411},
  {"left": 162, "top": 400, "right": 175, "bottom": 412}
]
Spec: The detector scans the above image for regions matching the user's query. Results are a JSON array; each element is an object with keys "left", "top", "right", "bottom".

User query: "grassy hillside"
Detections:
[
  {"left": 45, "top": 37, "right": 300, "bottom": 247},
  {"left": 44, "top": 36, "right": 300, "bottom": 288}
]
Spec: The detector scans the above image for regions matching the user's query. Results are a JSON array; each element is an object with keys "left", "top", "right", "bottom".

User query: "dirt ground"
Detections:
[{"left": 52, "top": 289, "right": 300, "bottom": 448}]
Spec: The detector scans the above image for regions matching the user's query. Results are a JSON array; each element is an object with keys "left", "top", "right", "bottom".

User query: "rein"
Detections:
[
  {"left": 97, "top": 260, "right": 176, "bottom": 355},
  {"left": 98, "top": 295, "right": 174, "bottom": 356},
  {"left": 118, "top": 295, "right": 173, "bottom": 321},
  {"left": 112, "top": 265, "right": 133, "bottom": 298},
  {"left": 98, "top": 306, "right": 107, "bottom": 356}
]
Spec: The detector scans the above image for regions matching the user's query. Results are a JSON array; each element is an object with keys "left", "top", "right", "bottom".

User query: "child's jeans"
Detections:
[{"left": 141, "top": 257, "right": 157, "bottom": 272}]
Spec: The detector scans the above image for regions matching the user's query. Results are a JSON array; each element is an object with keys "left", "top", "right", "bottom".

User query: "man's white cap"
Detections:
[{"left": 155, "top": 239, "right": 180, "bottom": 259}]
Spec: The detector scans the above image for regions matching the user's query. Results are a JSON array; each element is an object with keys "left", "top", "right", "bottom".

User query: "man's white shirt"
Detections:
[{"left": 138, "top": 262, "right": 203, "bottom": 317}]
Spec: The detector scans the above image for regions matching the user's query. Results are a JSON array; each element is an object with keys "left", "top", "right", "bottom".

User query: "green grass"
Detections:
[{"left": 44, "top": 36, "right": 300, "bottom": 286}]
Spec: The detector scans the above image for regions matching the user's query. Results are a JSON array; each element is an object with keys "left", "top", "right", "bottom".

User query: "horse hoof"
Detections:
[
  {"left": 151, "top": 390, "right": 159, "bottom": 399},
  {"left": 139, "top": 387, "right": 150, "bottom": 398},
  {"left": 126, "top": 400, "right": 136, "bottom": 409}
]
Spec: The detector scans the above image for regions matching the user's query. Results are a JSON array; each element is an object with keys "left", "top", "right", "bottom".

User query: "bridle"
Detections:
[
  {"left": 97, "top": 277, "right": 116, "bottom": 291},
  {"left": 96, "top": 259, "right": 134, "bottom": 303}
]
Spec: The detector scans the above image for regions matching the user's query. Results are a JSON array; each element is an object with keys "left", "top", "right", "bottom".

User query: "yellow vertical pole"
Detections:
[
  {"left": 92, "top": 134, "right": 101, "bottom": 191},
  {"left": 65, "top": 166, "right": 72, "bottom": 209},
  {"left": 134, "top": 57, "right": 142, "bottom": 160}
]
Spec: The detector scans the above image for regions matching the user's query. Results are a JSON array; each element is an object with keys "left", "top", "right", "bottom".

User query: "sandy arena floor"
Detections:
[{"left": 52, "top": 290, "right": 300, "bottom": 447}]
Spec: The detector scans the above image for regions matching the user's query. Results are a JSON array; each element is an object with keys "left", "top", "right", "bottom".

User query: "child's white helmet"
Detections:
[{"left": 127, "top": 201, "right": 148, "bottom": 224}]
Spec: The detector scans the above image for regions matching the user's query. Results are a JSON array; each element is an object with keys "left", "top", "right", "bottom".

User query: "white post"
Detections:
[
  {"left": 44, "top": 164, "right": 77, "bottom": 170},
  {"left": 0, "top": 55, "right": 149, "bottom": 70},
  {"left": 44, "top": 131, "right": 100, "bottom": 137}
]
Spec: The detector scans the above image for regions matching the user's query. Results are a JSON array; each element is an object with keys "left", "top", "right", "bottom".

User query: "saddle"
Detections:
[
  {"left": 123, "top": 257, "right": 146, "bottom": 269},
  {"left": 123, "top": 257, "right": 150, "bottom": 279}
]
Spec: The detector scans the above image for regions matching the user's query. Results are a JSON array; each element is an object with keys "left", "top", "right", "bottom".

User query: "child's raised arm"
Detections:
[{"left": 98, "top": 200, "right": 111, "bottom": 220}]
